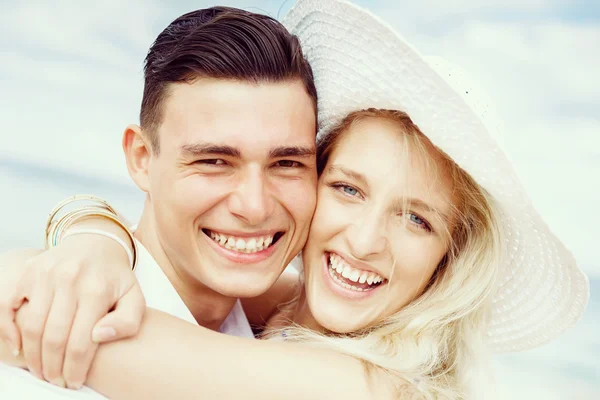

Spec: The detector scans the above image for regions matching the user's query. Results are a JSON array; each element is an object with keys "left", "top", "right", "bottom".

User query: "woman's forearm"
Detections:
[{"left": 87, "top": 308, "right": 384, "bottom": 400}]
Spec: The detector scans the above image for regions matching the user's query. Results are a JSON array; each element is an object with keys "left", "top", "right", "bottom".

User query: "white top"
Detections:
[{"left": 0, "top": 240, "right": 254, "bottom": 398}]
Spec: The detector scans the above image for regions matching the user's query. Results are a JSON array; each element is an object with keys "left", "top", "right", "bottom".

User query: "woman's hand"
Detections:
[
  {"left": 0, "top": 232, "right": 145, "bottom": 389},
  {"left": 0, "top": 301, "right": 29, "bottom": 370},
  {"left": 0, "top": 333, "right": 26, "bottom": 369}
]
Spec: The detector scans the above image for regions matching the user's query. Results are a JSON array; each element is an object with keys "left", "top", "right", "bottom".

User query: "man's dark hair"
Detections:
[{"left": 140, "top": 6, "right": 317, "bottom": 153}]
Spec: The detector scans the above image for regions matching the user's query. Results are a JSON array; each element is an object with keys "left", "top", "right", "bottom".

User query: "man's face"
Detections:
[{"left": 146, "top": 79, "right": 317, "bottom": 298}]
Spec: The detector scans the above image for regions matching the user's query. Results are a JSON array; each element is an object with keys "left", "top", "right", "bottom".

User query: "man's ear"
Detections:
[{"left": 122, "top": 124, "right": 153, "bottom": 192}]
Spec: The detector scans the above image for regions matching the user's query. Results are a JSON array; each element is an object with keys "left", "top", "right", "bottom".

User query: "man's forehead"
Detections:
[
  {"left": 158, "top": 80, "right": 316, "bottom": 147},
  {"left": 163, "top": 78, "right": 315, "bottom": 119}
]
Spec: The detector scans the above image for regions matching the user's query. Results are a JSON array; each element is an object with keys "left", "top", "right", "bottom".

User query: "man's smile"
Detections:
[{"left": 202, "top": 229, "right": 284, "bottom": 254}]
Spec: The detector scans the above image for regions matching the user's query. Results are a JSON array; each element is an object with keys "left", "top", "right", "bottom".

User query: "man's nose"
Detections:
[{"left": 228, "top": 169, "right": 274, "bottom": 226}]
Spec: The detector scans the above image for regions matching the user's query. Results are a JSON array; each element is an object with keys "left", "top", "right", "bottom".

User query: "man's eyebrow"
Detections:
[
  {"left": 269, "top": 146, "right": 316, "bottom": 159},
  {"left": 180, "top": 143, "right": 241, "bottom": 158},
  {"left": 326, "top": 164, "right": 369, "bottom": 188}
]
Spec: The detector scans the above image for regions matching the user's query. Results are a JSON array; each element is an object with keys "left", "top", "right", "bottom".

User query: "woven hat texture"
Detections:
[{"left": 283, "top": 0, "right": 589, "bottom": 352}]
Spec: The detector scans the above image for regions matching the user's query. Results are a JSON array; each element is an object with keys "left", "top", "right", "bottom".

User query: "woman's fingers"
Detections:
[
  {"left": 18, "top": 272, "right": 54, "bottom": 380},
  {"left": 0, "top": 287, "right": 26, "bottom": 358},
  {"left": 40, "top": 286, "right": 78, "bottom": 387},
  {"left": 92, "top": 284, "right": 146, "bottom": 344},
  {"left": 62, "top": 284, "right": 114, "bottom": 389},
  {"left": 1, "top": 239, "right": 144, "bottom": 390},
  {"left": 0, "top": 251, "right": 41, "bottom": 359}
]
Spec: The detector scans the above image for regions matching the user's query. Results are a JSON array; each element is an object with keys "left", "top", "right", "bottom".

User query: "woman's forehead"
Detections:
[{"left": 327, "top": 117, "right": 457, "bottom": 211}]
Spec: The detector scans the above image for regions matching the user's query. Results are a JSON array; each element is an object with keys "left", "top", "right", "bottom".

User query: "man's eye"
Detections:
[
  {"left": 275, "top": 160, "right": 302, "bottom": 168},
  {"left": 196, "top": 159, "right": 226, "bottom": 165}
]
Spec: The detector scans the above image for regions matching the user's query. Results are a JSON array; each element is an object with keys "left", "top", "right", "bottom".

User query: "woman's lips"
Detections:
[{"left": 321, "top": 252, "right": 386, "bottom": 300}]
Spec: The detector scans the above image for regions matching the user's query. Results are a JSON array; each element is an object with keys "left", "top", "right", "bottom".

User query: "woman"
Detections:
[
  {"left": 4, "top": 110, "right": 499, "bottom": 399},
  {"left": 0, "top": 0, "right": 588, "bottom": 398}
]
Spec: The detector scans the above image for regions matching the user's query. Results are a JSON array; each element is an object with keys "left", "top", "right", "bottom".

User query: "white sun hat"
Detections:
[{"left": 283, "top": 0, "right": 589, "bottom": 352}]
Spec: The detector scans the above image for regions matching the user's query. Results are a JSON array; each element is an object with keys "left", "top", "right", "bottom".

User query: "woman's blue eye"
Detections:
[
  {"left": 409, "top": 213, "right": 424, "bottom": 225},
  {"left": 343, "top": 186, "right": 358, "bottom": 196},
  {"left": 328, "top": 182, "right": 361, "bottom": 198},
  {"left": 407, "top": 213, "right": 432, "bottom": 232}
]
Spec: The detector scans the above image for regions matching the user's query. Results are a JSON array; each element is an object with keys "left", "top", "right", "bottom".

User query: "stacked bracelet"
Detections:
[
  {"left": 44, "top": 195, "right": 138, "bottom": 271},
  {"left": 45, "top": 194, "right": 117, "bottom": 229},
  {"left": 63, "top": 228, "right": 135, "bottom": 268}
]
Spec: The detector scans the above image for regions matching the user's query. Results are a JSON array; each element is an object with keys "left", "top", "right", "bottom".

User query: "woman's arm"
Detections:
[
  {"left": 87, "top": 308, "right": 393, "bottom": 400},
  {"left": 0, "top": 214, "right": 144, "bottom": 388}
]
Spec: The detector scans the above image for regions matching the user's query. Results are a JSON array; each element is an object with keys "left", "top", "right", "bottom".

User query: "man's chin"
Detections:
[
  {"left": 212, "top": 278, "right": 276, "bottom": 298},
  {"left": 199, "top": 263, "right": 279, "bottom": 297}
]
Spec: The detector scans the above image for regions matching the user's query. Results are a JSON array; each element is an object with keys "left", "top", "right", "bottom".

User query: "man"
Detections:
[{"left": 0, "top": 6, "right": 318, "bottom": 397}]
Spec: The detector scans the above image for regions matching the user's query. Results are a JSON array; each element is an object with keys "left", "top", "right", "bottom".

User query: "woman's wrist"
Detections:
[
  {"left": 45, "top": 195, "right": 137, "bottom": 270},
  {"left": 62, "top": 217, "right": 136, "bottom": 268}
]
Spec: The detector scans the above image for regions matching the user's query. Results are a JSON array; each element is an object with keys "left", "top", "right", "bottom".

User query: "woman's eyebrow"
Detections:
[
  {"left": 327, "top": 164, "right": 369, "bottom": 188},
  {"left": 396, "top": 197, "right": 451, "bottom": 224}
]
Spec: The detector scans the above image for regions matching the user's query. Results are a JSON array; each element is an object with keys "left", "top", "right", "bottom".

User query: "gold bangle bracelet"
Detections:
[
  {"left": 45, "top": 195, "right": 117, "bottom": 236},
  {"left": 46, "top": 205, "right": 114, "bottom": 245},
  {"left": 46, "top": 207, "right": 138, "bottom": 272}
]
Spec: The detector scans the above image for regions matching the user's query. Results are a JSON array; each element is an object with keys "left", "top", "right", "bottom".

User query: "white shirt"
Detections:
[{"left": 0, "top": 240, "right": 254, "bottom": 398}]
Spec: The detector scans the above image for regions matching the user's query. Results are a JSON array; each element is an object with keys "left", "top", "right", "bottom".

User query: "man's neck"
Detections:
[{"left": 134, "top": 204, "right": 237, "bottom": 330}]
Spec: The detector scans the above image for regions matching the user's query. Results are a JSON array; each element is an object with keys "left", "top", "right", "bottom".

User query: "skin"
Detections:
[
  {"left": 288, "top": 117, "right": 456, "bottom": 333},
  {"left": 0, "top": 78, "right": 318, "bottom": 389},
  {"left": 130, "top": 78, "right": 317, "bottom": 319},
  {"left": 0, "top": 115, "right": 459, "bottom": 400}
]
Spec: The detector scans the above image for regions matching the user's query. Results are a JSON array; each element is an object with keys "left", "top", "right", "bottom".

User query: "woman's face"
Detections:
[{"left": 303, "top": 117, "right": 457, "bottom": 333}]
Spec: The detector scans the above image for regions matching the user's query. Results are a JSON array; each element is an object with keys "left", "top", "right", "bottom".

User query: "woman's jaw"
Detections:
[
  {"left": 295, "top": 115, "right": 455, "bottom": 334},
  {"left": 301, "top": 246, "right": 401, "bottom": 334}
]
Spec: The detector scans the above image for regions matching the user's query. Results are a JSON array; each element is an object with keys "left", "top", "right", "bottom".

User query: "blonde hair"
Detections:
[{"left": 264, "top": 109, "right": 505, "bottom": 399}]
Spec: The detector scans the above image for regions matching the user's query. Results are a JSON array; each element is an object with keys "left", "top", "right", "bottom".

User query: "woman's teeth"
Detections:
[
  {"left": 328, "top": 253, "right": 385, "bottom": 292},
  {"left": 208, "top": 230, "right": 275, "bottom": 253}
]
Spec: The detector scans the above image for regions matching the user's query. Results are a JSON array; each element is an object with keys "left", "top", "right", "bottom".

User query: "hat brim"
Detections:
[{"left": 283, "top": 0, "right": 589, "bottom": 352}]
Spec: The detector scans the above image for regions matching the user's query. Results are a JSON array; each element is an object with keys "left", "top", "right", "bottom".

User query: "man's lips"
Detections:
[
  {"left": 202, "top": 228, "right": 284, "bottom": 254},
  {"left": 201, "top": 228, "right": 285, "bottom": 264}
]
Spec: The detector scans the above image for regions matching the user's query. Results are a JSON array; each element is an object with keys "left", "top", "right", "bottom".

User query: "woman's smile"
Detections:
[{"left": 322, "top": 251, "right": 388, "bottom": 300}]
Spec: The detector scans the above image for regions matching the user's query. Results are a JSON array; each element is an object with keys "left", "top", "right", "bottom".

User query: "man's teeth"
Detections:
[
  {"left": 328, "top": 253, "right": 384, "bottom": 292},
  {"left": 208, "top": 231, "right": 275, "bottom": 253}
]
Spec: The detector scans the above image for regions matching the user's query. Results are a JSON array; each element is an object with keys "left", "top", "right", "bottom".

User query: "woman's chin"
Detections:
[
  {"left": 308, "top": 300, "right": 376, "bottom": 334},
  {"left": 317, "top": 315, "right": 373, "bottom": 334},
  {"left": 304, "top": 266, "right": 381, "bottom": 333}
]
